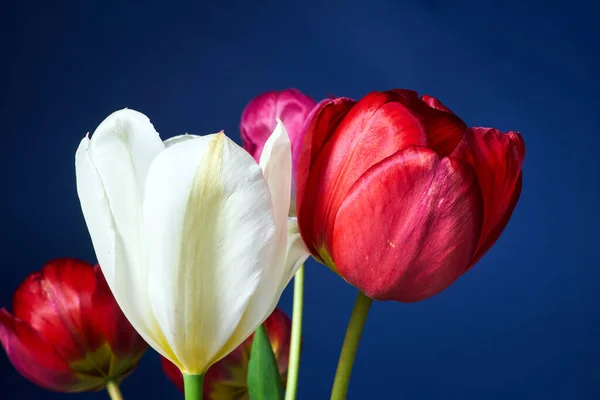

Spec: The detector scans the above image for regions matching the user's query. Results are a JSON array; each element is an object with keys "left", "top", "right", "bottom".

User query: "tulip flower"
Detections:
[
  {"left": 161, "top": 308, "right": 292, "bottom": 398},
  {"left": 0, "top": 258, "right": 146, "bottom": 396},
  {"left": 296, "top": 89, "right": 525, "bottom": 399},
  {"left": 240, "top": 88, "right": 324, "bottom": 215},
  {"left": 296, "top": 89, "right": 525, "bottom": 303},
  {"left": 75, "top": 109, "right": 309, "bottom": 397},
  {"left": 240, "top": 89, "right": 324, "bottom": 400}
]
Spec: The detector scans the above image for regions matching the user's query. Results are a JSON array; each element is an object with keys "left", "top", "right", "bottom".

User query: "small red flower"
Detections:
[
  {"left": 296, "top": 89, "right": 525, "bottom": 302},
  {"left": 161, "top": 308, "right": 292, "bottom": 398},
  {"left": 240, "top": 88, "right": 325, "bottom": 214},
  {"left": 0, "top": 258, "right": 147, "bottom": 392}
]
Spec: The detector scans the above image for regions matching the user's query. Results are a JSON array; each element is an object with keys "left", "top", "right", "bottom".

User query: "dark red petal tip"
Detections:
[{"left": 459, "top": 127, "right": 525, "bottom": 267}]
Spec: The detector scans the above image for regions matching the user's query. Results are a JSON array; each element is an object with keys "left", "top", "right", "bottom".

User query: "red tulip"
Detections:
[
  {"left": 296, "top": 89, "right": 525, "bottom": 302},
  {"left": 240, "top": 88, "right": 324, "bottom": 214},
  {"left": 161, "top": 308, "right": 292, "bottom": 398},
  {"left": 0, "top": 258, "right": 147, "bottom": 392}
]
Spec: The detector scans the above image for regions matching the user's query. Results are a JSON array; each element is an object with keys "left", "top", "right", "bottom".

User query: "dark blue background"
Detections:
[{"left": 1, "top": 0, "right": 598, "bottom": 398}]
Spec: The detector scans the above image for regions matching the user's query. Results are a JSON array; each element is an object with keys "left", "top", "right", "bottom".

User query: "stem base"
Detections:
[{"left": 183, "top": 373, "right": 205, "bottom": 400}]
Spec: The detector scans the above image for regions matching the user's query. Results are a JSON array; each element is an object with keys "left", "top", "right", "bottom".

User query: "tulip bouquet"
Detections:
[{"left": 0, "top": 88, "right": 524, "bottom": 400}]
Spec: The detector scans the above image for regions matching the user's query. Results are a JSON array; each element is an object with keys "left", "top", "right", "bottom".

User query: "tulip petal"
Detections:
[
  {"left": 238, "top": 124, "right": 310, "bottom": 343},
  {"left": 419, "top": 97, "right": 467, "bottom": 157},
  {"left": 75, "top": 136, "right": 115, "bottom": 282},
  {"left": 163, "top": 133, "right": 200, "bottom": 147},
  {"left": 296, "top": 98, "right": 356, "bottom": 188},
  {"left": 420, "top": 94, "right": 453, "bottom": 113},
  {"left": 77, "top": 109, "right": 163, "bottom": 283},
  {"left": 385, "top": 90, "right": 467, "bottom": 157},
  {"left": 262, "top": 308, "right": 293, "bottom": 374},
  {"left": 224, "top": 121, "right": 293, "bottom": 341},
  {"left": 90, "top": 265, "right": 147, "bottom": 359},
  {"left": 259, "top": 120, "right": 291, "bottom": 236},
  {"left": 296, "top": 98, "right": 355, "bottom": 259},
  {"left": 161, "top": 308, "right": 292, "bottom": 395},
  {"left": 297, "top": 92, "right": 428, "bottom": 258},
  {"left": 161, "top": 356, "right": 184, "bottom": 392},
  {"left": 332, "top": 146, "right": 483, "bottom": 302},
  {"left": 240, "top": 89, "right": 321, "bottom": 216},
  {"left": 240, "top": 89, "right": 316, "bottom": 163},
  {"left": 257, "top": 119, "right": 292, "bottom": 294},
  {"left": 276, "top": 218, "right": 310, "bottom": 297},
  {"left": 11, "top": 259, "right": 98, "bottom": 362},
  {"left": 226, "top": 219, "right": 308, "bottom": 361},
  {"left": 225, "top": 122, "right": 305, "bottom": 366},
  {"left": 75, "top": 109, "right": 169, "bottom": 358},
  {"left": 0, "top": 310, "right": 80, "bottom": 391},
  {"left": 220, "top": 125, "right": 308, "bottom": 365},
  {"left": 143, "top": 133, "right": 275, "bottom": 373},
  {"left": 455, "top": 128, "right": 525, "bottom": 266}
]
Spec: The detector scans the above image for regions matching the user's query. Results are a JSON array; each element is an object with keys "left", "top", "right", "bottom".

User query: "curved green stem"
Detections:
[
  {"left": 105, "top": 380, "right": 124, "bottom": 400},
  {"left": 284, "top": 264, "right": 305, "bottom": 400},
  {"left": 183, "top": 373, "right": 205, "bottom": 400},
  {"left": 330, "top": 291, "right": 373, "bottom": 400}
]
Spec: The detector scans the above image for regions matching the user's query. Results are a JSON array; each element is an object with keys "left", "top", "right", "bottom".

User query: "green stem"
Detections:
[
  {"left": 183, "top": 373, "right": 205, "bottom": 400},
  {"left": 330, "top": 291, "right": 373, "bottom": 400},
  {"left": 105, "top": 380, "right": 124, "bottom": 400},
  {"left": 284, "top": 264, "right": 305, "bottom": 400}
]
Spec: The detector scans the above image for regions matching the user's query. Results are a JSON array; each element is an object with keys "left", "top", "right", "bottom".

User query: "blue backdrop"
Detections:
[{"left": 1, "top": 0, "right": 598, "bottom": 398}]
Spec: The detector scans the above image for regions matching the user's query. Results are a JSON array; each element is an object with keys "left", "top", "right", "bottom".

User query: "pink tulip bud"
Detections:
[{"left": 240, "top": 89, "right": 325, "bottom": 215}]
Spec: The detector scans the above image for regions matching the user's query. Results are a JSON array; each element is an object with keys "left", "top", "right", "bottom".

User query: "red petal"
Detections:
[
  {"left": 383, "top": 88, "right": 419, "bottom": 101},
  {"left": 0, "top": 309, "right": 77, "bottom": 391},
  {"left": 297, "top": 93, "right": 428, "bottom": 257},
  {"left": 332, "top": 146, "right": 483, "bottom": 302},
  {"left": 291, "top": 98, "right": 329, "bottom": 184},
  {"left": 161, "top": 341, "right": 249, "bottom": 395},
  {"left": 296, "top": 98, "right": 356, "bottom": 192},
  {"left": 90, "top": 265, "right": 146, "bottom": 360},
  {"left": 262, "top": 308, "right": 292, "bottom": 374},
  {"left": 454, "top": 128, "right": 525, "bottom": 266},
  {"left": 420, "top": 94, "right": 453, "bottom": 113},
  {"left": 12, "top": 259, "right": 100, "bottom": 361},
  {"left": 385, "top": 90, "right": 467, "bottom": 157},
  {"left": 296, "top": 97, "right": 355, "bottom": 255},
  {"left": 160, "top": 357, "right": 184, "bottom": 392},
  {"left": 203, "top": 346, "right": 248, "bottom": 397},
  {"left": 470, "top": 172, "right": 522, "bottom": 265}
]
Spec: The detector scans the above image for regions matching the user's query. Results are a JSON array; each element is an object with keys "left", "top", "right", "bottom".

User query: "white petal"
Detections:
[
  {"left": 164, "top": 133, "right": 200, "bottom": 147},
  {"left": 143, "top": 133, "right": 276, "bottom": 373},
  {"left": 90, "top": 109, "right": 164, "bottom": 198},
  {"left": 259, "top": 118, "right": 292, "bottom": 241},
  {"left": 217, "top": 120, "right": 296, "bottom": 360},
  {"left": 84, "top": 109, "right": 164, "bottom": 281},
  {"left": 76, "top": 136, "right": 116, "bottom": 283},
  {"left": 254, "top": 218, "right": 311, "bottom": 323},
  {"left": 75, "top": 109, "right": 172, "bottom": 358},
  {"left": 277, "top": 218, "right": 311, "bottom": 296},
  {"left": 230, "top": 218, "right": 311, "bottom": 350},
  {"left": 256, "top": 119, "right": 292, "bottom": 297}
]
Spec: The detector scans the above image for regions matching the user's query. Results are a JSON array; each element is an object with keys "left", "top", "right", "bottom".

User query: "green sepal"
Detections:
[{"left": 247, "top": 324, "right": 284, "bottom": 400}]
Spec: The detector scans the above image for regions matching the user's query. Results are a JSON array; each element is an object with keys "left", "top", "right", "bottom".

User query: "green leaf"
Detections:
[{"left": 247, "top": 324, "right": 284, "bottom": 400}]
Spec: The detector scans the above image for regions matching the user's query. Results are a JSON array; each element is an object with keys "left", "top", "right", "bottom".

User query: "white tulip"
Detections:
[{"left": 75, "top": 109, "right": 309, "bottom": 374}]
